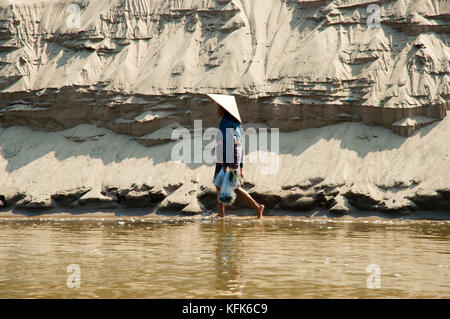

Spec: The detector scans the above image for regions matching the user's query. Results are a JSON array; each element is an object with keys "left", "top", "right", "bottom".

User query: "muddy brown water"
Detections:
[{"left": 0, "top": 216, "right": 449, "bottom": 298}]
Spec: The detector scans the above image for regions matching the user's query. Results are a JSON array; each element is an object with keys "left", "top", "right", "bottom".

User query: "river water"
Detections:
[{"left": 0, "top": 216, "right": 449, "bottom": 298}]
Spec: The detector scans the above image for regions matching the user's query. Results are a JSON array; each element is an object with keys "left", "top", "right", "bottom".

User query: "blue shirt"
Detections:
[{"left": 218, "top": 112, "right": 244, "bottom": 169}]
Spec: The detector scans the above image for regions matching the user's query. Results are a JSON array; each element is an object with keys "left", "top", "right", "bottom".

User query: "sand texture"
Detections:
[
  {"left": 0, "top": 0, "right": 449, "bottom": 215},
  {"left": 0, "top": 116, "right": 449, "bottom": 215}
]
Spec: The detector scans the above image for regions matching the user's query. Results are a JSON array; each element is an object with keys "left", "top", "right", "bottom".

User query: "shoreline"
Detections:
[{"left": 1, "top": 207, "right": 450, "bottom": 221}]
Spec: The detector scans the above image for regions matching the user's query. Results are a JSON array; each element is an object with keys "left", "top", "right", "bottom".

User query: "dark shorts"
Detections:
[{"left": 213, "top": 163, "right": 223, "bottom": 183}]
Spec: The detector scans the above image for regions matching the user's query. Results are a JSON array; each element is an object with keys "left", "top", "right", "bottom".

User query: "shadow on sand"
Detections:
[{"left": 0, "top": 116, "right": 441, "bottom": 173}]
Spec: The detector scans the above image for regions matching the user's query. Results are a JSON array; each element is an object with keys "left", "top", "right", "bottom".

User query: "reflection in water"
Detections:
[
  {"left": 214, "top": 220, "right": 244, "bottom": 297},
  {"left": 0, "top": 217, "right": 448, "bottom": 298}
]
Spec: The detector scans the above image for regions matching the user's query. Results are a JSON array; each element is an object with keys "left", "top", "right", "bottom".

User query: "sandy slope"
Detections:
[
  {"left": 0, "top": 113, "right": 448, "bottom": 214},
  {"left": 0, "top": 0, "right": 448, "bottom": 136}
]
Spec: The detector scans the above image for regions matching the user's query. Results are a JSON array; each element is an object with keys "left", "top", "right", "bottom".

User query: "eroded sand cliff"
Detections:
[{"left": 0, "top": 0, "right": 449, "bottom": 215}]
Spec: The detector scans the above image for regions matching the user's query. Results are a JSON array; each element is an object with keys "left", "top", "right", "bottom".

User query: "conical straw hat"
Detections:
[{"left": 207, "top": 93, "right": 242, "bottom": 123}]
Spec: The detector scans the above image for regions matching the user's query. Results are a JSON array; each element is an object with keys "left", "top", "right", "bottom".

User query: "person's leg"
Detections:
[
  {"left": 213, "top": 163, "right": 226, "bottom": 218},
  {"left": 216, "top": 186, "right": 225, "bottom": 218},
  {"left": 235, "top": 188, "right": 264, "bottom": 218}
]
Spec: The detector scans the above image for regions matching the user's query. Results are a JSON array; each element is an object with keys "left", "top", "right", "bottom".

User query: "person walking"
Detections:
[{"left": 207, "top": 94, "right": 265, "bottom": 219}]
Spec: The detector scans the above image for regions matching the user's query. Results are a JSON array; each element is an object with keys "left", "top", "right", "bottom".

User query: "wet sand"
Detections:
[{"left": 1, "top": 207, "right": 450, "bottom": 221}]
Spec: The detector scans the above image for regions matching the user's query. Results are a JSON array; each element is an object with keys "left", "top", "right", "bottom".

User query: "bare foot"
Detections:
[
  {"left": 256, "top": 204, "right": 264, "bottom": 219},
  {"left": 216, "top": 213, "right": 225, "bottom": 218}
]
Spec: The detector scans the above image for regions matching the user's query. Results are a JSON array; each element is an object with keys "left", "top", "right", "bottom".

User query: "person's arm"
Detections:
[
  {"left": 221, "top": 125, "right": 228, "bottom": 169},
  {"left": 222, "top": 139, "right": 229, "bottom": 170},
  {"left": 240, "top": 140, "right": 244, "bottom": 169},
  {"left": 233, "top": 133, "right": 243, "bottom": 176},
  {"left": 239, "top": 149, "right": 244, "bottom": 177},
  {"left": 222, "top": 138, "right": 229, "bottom": 170},
  {"left": 224, "top": 136, "right": 238, "bottom": 171},
  {"left": 233, "top": 132, "right": 244, "bottom": 177}
]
